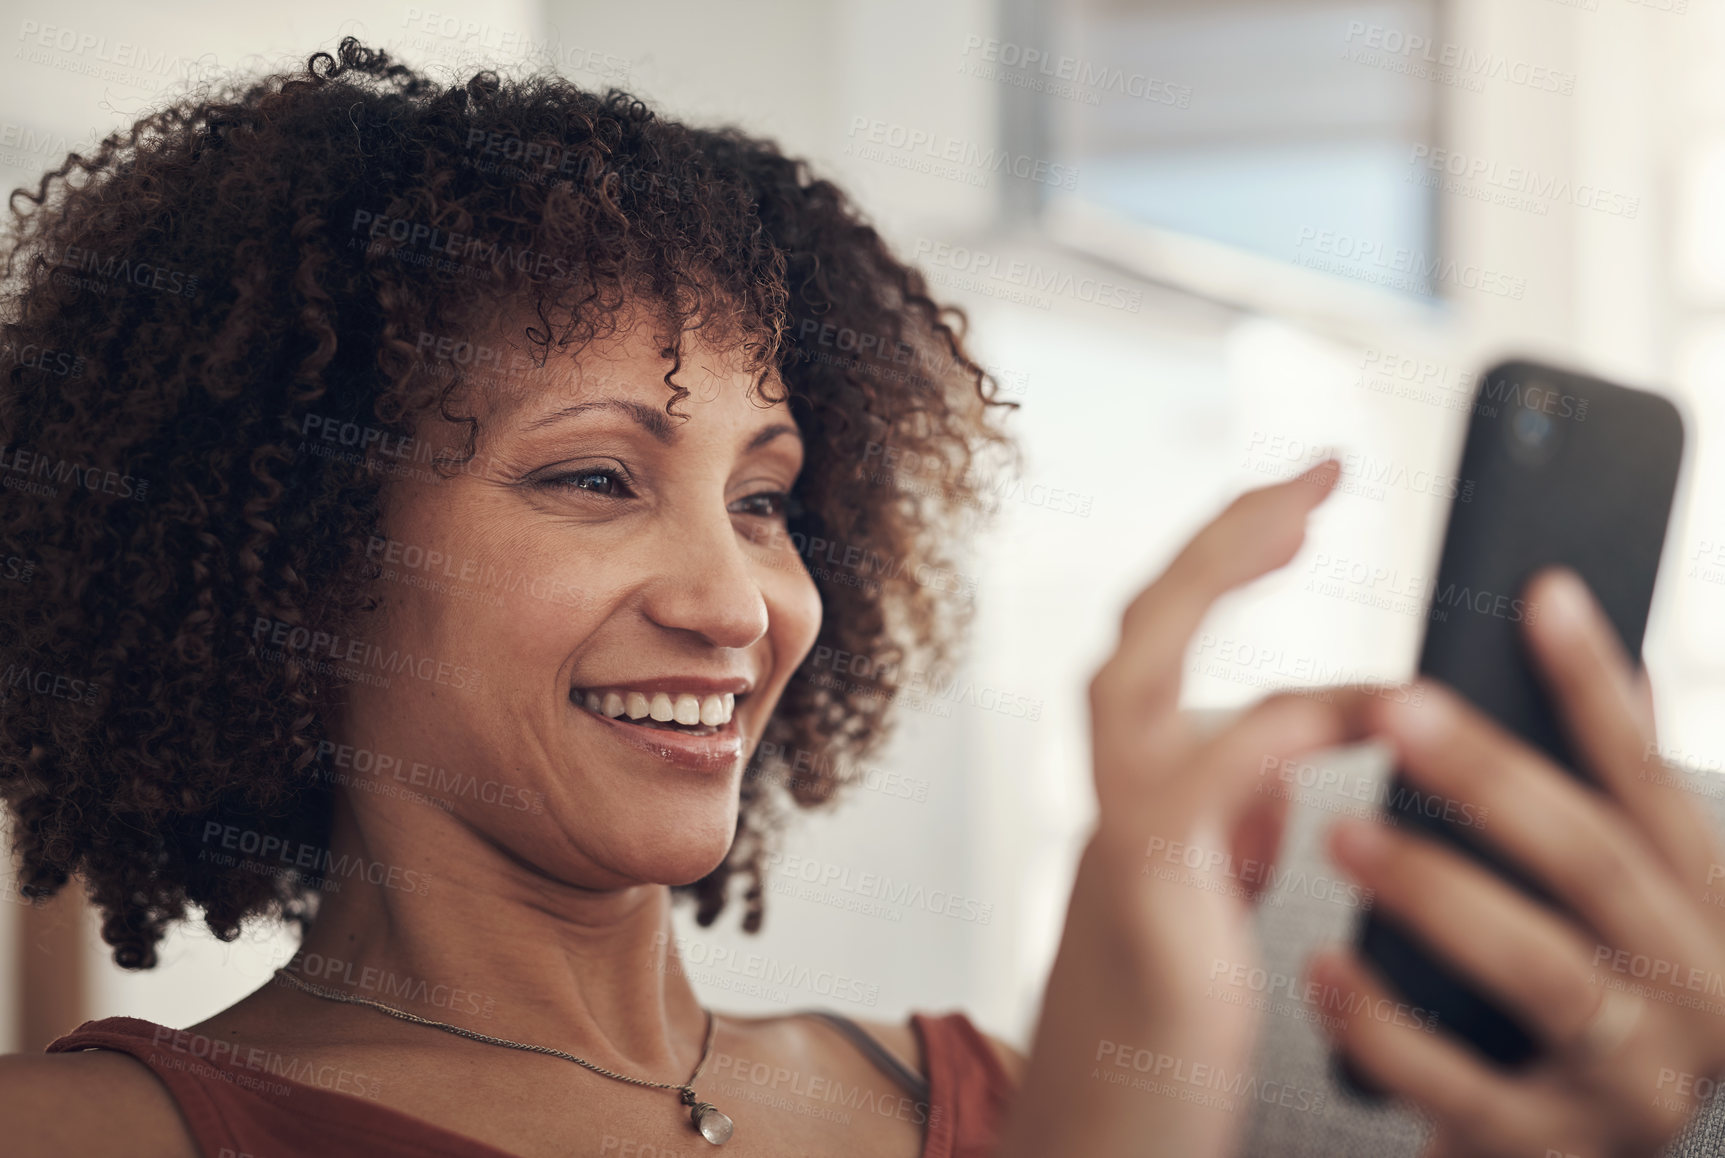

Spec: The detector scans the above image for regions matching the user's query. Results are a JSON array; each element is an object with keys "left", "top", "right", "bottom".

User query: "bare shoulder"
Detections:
[
  {"left": 830, "top": 1012, "right": 925, "bottom": 1073},
  {"left": 854, "top": 1011, "right": 1027, "bottom": 1086},
  {"left": 976, "top": 1028, "right": 1027, "bottom": 1086},
  {"left": 802, "top": 1010, "right": 1026, "bottom": 1086},
  {"left": 0, "top": 1050, "right": 200, "bottom": 1157},
  {"left": 724, "top": 1007, "right": 1026, "bottom": 1091}
]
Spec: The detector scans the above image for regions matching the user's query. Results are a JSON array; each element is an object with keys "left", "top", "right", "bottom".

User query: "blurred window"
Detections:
[{"left": 1014, "top": 0, "right": 1442, "bottom": 298}]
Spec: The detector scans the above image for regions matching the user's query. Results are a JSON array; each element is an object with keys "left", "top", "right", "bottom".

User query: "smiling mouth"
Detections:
[{"left": 569, "top": 687, "right": 740, "bottom": 737}]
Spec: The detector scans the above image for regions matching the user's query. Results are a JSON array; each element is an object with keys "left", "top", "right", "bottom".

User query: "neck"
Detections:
[{"left": 283, "top": 789, "right": 711, "bottom": 1080}]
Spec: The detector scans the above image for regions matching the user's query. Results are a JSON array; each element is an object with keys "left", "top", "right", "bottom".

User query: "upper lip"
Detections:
[{"left": 571, "top": 676, "right": 755, "bottom": 696}]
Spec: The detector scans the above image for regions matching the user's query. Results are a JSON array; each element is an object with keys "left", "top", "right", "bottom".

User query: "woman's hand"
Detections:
[
  {"left": 996, "top": 459, "right": 1366, "bottom": 1158},
  {"left": 1312, "top": 567, "right": 1725, "bottom": 1158}
]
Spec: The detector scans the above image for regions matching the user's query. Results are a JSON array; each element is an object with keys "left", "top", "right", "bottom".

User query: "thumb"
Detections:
[
  {"left": 1231, "top": 787, "right": 1291, "bottom": 905},
  {"left": 1175, "top": 691, "right": 1361, "bottom": 830}
]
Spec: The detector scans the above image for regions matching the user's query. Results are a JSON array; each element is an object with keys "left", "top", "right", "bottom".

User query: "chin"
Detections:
[
  {"left": 628, "top": 850, "right": 733, "bottom": 891},
  {"left": 667, "top": 825, "right": 740, "bottom": 885},
  {"left": 579, "top": 806, "right": 741, "bottom": 889}
]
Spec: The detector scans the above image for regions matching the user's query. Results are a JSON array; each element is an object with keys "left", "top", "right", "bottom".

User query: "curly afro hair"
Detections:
[{"left": 0, "top": 37, "right": 1017, "bottom": 969}]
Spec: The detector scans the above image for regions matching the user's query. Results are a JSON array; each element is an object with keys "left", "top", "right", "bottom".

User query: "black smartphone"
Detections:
[{"left": 1346, "top": 358, "right": 1686, "bottom": 1075}]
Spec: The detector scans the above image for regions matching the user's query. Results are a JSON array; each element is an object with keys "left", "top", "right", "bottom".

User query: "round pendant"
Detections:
[{"left": 690, "top": 1102, "right": 733, "bottom": 1145}]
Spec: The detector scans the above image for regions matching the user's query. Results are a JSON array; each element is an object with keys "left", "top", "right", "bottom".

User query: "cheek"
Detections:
[
  {"left": 372, "top": 506, "right": 609, "bottom": 683},
  {"left": 769, "top": 565, "right": 824, "bottom": 668}
]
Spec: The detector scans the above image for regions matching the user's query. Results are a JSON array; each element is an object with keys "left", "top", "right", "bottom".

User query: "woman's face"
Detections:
[{"left": 338, "top": 311, "right": 823, "bottom": 892}]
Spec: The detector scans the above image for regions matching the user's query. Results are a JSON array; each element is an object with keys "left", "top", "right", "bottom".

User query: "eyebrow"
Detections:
[{"left": 521, "top": 398, "right": 801, "bottom": 453}]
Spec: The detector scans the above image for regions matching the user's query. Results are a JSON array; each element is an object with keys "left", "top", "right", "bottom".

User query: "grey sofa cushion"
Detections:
[{"left": 1236, "top": 743, "right": 1725, "bottom": 1157}]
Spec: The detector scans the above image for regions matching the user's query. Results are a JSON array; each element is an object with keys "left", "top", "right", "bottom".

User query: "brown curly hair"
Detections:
[{"left": 0, "top": 38, "right": 1017, "bottom": 969}]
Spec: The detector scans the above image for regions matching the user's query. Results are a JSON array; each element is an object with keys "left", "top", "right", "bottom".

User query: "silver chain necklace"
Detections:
[{"left": 272, "top": 967, "right": 735, "bottom": 1145}]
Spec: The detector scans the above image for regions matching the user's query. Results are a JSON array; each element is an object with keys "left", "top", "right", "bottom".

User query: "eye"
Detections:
[
  {"left": 540, "top": 466, "right": 635, "bottom": 498},
  {"left": 729, "top": 490, "right": 792, "bottom": 519}
]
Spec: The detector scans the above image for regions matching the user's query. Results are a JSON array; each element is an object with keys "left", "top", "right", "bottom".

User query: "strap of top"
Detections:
[{"left": 792, "top": 1008, "right": 930, "bottom": 1102}]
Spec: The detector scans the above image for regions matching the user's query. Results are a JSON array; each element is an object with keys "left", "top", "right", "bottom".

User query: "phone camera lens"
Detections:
[
  {"left": 1512, "top": 406, "right": 1553, "bottom": 449},
  {"left": 1500, "top": 378, "right": 1565, "bottom": 467}
]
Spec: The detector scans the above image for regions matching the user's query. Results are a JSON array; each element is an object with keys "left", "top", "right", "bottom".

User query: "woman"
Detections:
[{"left": 2, "top": 39, "right": 1723, "bottom": 1158}]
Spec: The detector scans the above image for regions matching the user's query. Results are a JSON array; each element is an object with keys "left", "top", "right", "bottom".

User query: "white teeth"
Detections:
[{"left": 577, "top": 688, "right": 738, "bottom": 725}]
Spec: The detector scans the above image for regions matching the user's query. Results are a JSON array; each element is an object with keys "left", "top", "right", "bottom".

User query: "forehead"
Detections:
[{"left": 479, "top": 310, "right": 788, "bottom": 429}]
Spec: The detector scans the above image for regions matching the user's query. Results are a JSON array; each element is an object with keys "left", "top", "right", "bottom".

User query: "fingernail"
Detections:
[
  {"left": 1306, "top": 948, "right": 1343, "bottom": 988},
  {"left": 1385, "top": 680, "right": 1447, "bottom": 746},
  {"left": 1299, "top": 451, "right": 1341, "bottom": 479},
  {"left": 1330, "top": 817, "right": 1389, "bottom": 872},
  {"left": 1535, "top": 567, "right": 1591, "bottom": 634}
]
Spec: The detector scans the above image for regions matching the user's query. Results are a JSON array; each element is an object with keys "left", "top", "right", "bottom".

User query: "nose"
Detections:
[{"left": 638, "top": 503, "right": 771, "bottom": 650}]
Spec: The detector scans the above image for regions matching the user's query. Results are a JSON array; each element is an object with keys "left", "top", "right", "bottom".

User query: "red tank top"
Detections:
[{"left": 47, "top": 1010, "right": 1014, "bottom": 1158}]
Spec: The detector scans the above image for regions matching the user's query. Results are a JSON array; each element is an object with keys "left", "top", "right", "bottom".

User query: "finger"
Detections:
[
  {"left": 1111, "top": 692, "right": 1368, "bottom": 883},
  {"left": 1232, "top": 786, "right": 1290, "bottom": 906},
  {"left": 1632, "top": 667, "right": 1657, "bottom": 737},
  {"left": 1523, "top": 567, "right": 1715, "bottom": 885},
  {"left": 1310, "top": 948, "right": 1568, "bottom": 1158},
  {"left": 1327, "top": 816, "right": 1602, "bottom": 1051},
  {"left": 1291, "top": 680, "right": 1427, "bottom": 735},
  {"left": 1090, "top": 458, "right": 1340, "bottom": 739},
  {"left": 1376, "top": 682, "right": 1712, "bottom": 981},
  {"left": 1177, "top": 690, "right": 1371, "bottom": 817}
]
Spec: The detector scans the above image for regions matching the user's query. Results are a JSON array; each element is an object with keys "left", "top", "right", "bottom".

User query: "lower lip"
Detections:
[{"left": 574, "top": 699, "right": 744, "bottom": 773}]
